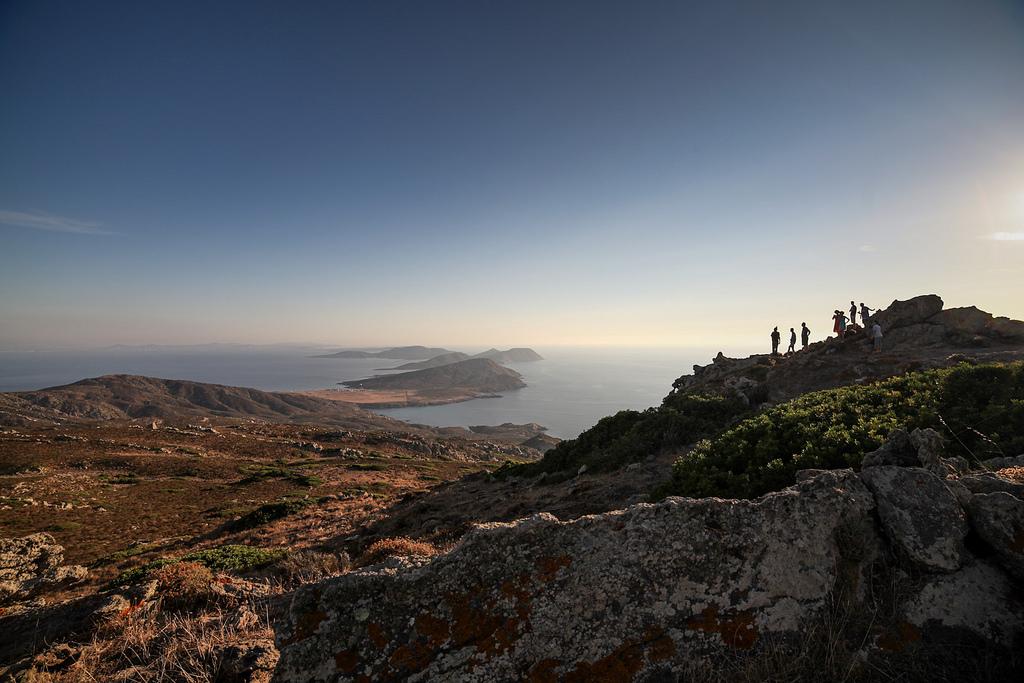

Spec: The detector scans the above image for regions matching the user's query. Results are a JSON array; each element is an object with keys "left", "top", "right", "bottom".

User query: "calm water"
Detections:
[{"left": 0, "top": 346, "right": 725, "bottom": 438}]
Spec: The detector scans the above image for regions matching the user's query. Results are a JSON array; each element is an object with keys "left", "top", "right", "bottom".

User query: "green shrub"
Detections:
[
  {"left": 238, "top": 464, "right": 323, "bottom": 487},
  {"left": 229, "top": 498, "right": 312, "bottom": 530},
  {"left": 509, "top": 393, "right": 749, "bottom": 477},
  {"left": 667, "top": 362, "right": 1024, "bottom": 499}
]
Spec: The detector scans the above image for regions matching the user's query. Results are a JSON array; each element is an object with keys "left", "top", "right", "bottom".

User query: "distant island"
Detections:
[
  {"left": 304, "top": 358, "right": 526, "bottom": 408},
  {"left": 312, "top": 345, "right": 453, "bottom": 360},
  {"left": 381, "top": 347, "right": 544, "bottom": 371}
]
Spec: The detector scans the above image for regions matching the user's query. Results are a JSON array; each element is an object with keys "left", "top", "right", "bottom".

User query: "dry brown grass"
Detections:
[
  {"left": 273, "top": 550, "right": 350, "bottom": 586},
  {"left": 354, "top": 536, "right": 438, "bottom": 568},
  {"left": 32, "top": 601, "right": 274, "bottom": 683}
]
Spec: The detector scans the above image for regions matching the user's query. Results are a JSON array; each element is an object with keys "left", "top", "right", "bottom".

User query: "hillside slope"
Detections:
[
  {"left": 471, "top": 347, "right": 544, "bottom": 363},
  {"left": 1, "top": 375, "right": 414, "bottom": 431},
  {"left": 382, "top": 352, "right": 471, "bottom": 371}
]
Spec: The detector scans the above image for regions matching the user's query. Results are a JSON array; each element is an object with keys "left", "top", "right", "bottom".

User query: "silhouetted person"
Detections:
[
  {"left": 787, "top": 328, "right": 796, "bottom": 353},
  {"left": 771, "top": 327, "right": 781, "bottom": 355},
  {"left": 850, "top": 301, "right": 858, "bottom": 326},
  {"left": 872, "top": 321, "right": 883, "bottom": 352},
  {"left": 860, "top": 303, "right": 873, "bottom": 324},
  {"left": 801, "top": 322, "right": 810, "bottom": 348},
  {"left": 832, "top": 310, "right": 842, "bottom": 337}
]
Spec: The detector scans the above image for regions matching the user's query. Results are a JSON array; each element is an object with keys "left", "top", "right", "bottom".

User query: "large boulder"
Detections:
[
  {"left": 859, "top": 466, "right": 967, "bottom": 572},
  {"left": 274, "top": 471, "right": 876, "bottom": 682},
  {"left": 0, "top": 533, "right": 86, "bottom": 605},
  {"left": 966, "top": 492, "right": 1024, "bottom": 581},
  {"left": 861, "top": 428, "right": 944, "bottom": 475},
  {"left": 871, "top": 295, "right": 944, "bottom": 331},
  {"left": 901, "top": 558, "right": 1024, "bottom": 648}
]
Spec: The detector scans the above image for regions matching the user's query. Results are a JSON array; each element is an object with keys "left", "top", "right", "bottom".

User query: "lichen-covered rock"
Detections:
[
  {"left": 966, "top": 492, "right": 1024, "bottom": 581},
  {"left": 959, "top": 472, "right": 1024, "bottom": 497},
  {"left": 273, "top": 470, "right": 876, "bottom": 681},
  {"left": 901, "top": 558, "right": 1024, "bottom": 647},
  {"left": 218, "top": 639, "right": 280, "bottom": 683},
  {"left": 859, "top": 466, "right": 966, "bottom": 572},
  {"left": 860, "top": 428, "right": 943, "bottom": 475},
  {"left": 0, "top": 533, "right": 87, "bottom": 605}
]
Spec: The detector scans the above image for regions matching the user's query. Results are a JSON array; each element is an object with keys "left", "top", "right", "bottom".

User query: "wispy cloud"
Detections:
[
  {"left": 858, "top": 244, "right": 876, "bottom": 252},
  {"left": 0, "top": 210, "right": 111, "bottom": 235},
  {"left": 986, "top": 232, "right": 1024, "bottom": 241}
]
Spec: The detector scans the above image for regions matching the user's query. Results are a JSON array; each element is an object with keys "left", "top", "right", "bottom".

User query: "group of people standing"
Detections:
[{"left": 771, "top": 300, "right": 884, "bottom": 356}]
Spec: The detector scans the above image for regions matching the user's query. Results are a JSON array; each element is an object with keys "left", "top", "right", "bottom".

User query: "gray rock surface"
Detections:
[
  {"left": 0, "top": 533, "right": 87, "bottom": 605},
  {"left": 861, "top": 428, "right": 944, "bottom": 474},
  {"left": 274, "top": 470, "right": 876, "bottom": 681},
  {"left": 902, "top": 558, "right": 1024, "bottom": 647},
  {"left": 966, "top": 492, "right": 1024, "bottom": 581},
  {"left": 860, "top": 466, "right": 967, "bottom": 572}
]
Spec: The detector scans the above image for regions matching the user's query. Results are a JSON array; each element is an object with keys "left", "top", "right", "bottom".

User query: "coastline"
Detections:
[{"left": 296, "top": 387, "right": 505, "bottom": 409}]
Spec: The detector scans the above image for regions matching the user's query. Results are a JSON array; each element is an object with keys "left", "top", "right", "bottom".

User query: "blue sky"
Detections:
[{"left": 1, "top": 0, "right": 1023, "bottom": 349}]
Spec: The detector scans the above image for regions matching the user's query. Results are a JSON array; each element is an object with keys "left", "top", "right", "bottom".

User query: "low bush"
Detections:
[
  {"left": 152, "top": 561, "right": 215, "bottom": 610},
  {"left": 229, "top": 498, "right": 312, "bottom": 530},
  {"left": 237, "top": 464, "right": 323, "bottom": 487}
]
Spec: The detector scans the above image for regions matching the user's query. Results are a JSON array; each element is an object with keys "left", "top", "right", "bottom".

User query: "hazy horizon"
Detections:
[{"left": 2, "top": 0, "right": 1023, "bottom": 350}]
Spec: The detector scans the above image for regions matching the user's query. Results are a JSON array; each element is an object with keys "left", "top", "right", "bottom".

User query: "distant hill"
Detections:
[
  {"left": 382, "top": 352, "right": 471, "bottom": 371},
  {"left": 342, "top": 358, "right": 525, "bottom": 393},
  {"left": 471, "top": 347, "right": 544, "bottom": 363},
  {"left": 0, "top": 375, "right": 410, "bottom": 431},
  {"left": 313, "top": 346, "right": 453, "bottom": 360}
]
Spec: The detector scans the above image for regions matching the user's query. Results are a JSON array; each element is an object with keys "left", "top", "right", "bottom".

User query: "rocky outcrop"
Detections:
[
  {"left": 675, "top": 295, "right": 1024, "bottom": 405},
  {"left": 275, "top": 470, "right": 876, "bottom": 681},
  {"left": 274, "top": 429, "right": 1024, "bottom": 681},
  {"left": 0, "top": 533, "right": 86, "bottom": 605}
]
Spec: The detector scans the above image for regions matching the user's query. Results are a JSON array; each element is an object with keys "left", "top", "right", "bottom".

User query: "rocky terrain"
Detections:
[
  {"left": 676, "top": 295, "right": 1024, "bottom": 406},
  {"left": 275, "top": 429, "right": 1024, "bottom": 681}
]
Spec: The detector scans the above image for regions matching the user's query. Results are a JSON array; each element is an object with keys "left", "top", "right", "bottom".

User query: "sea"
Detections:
[{"left": 0, "top": 346, "right": 740, "bottom": 439}]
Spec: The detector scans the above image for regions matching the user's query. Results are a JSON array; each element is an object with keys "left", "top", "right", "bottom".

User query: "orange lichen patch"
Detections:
[
  {"left": 282, "top": 608, "right": 327, "bottom": 645},
  {"left": 643, "top": 626, "right": 676, "bottom": 662},
  {"left": 388, "top": 640, "right": 435, "bottom": 674},
  {"left": 876, "top": 621, "right": 922, "bottom": 652},
  {"left": 527, "top": 658, "right": 562, "bottom": 683},
  {"left": 414, "top": 611, "right": 450, "bottom": 646},
  {"left": 685, "top": 606, "right": 758, "bottom": 649},
  {"left": 563, "top": 639, "right": 645, "bottom": 683},
  {"left": 1010, "top": 529, "right": 1024, "bottom": 554},
  {"left": 367, "top": 621, "right": 388, "bottom": 649},
  {"left": 500, "top": 574, "right": 534, "bottom": 621},
  {"left": 445, "top": 586, "right": 531, "bottom": 658},
  {"left": 535, "top": 554, "right": 572, "bottom": 582},
  {"left": 334, "top": 650, "right": 359, "bottom": 673}
]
